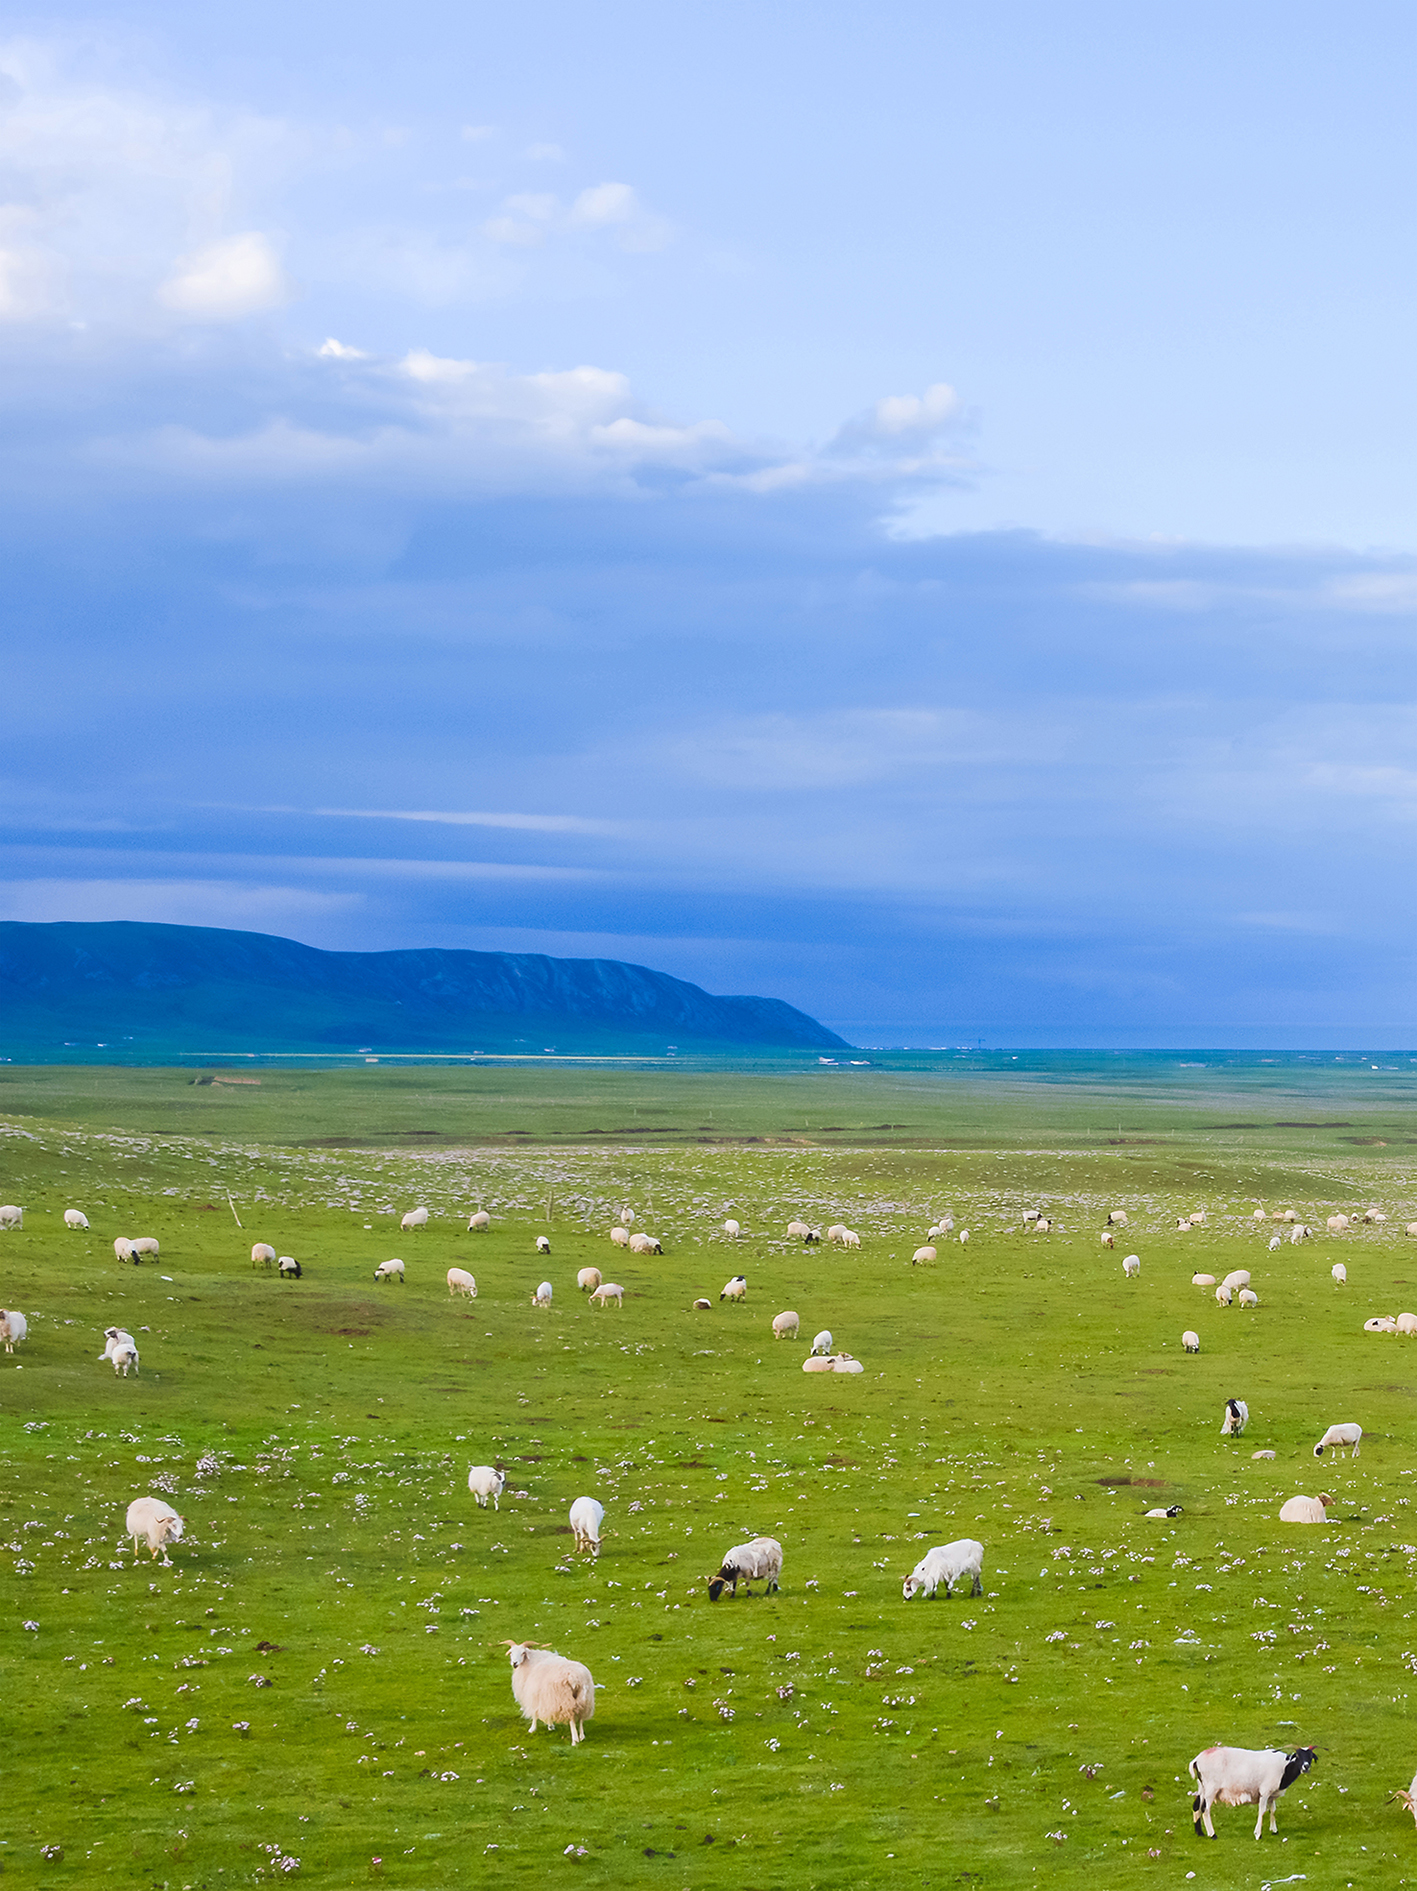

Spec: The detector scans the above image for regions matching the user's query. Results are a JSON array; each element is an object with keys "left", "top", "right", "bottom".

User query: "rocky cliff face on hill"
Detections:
[{"left": 0, "top": 921, "right": 848, "bottom": 1055}]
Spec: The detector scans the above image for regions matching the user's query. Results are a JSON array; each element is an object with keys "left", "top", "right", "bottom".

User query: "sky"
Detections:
[{"left": 5, "top": 1, "right": 1417, "bottom": 1046}]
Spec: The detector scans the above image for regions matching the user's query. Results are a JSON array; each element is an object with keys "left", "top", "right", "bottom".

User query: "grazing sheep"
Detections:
[
  {"left": 1189, "top": 1743, "right": 1317, "bottom": 1840},
  {"left": 1221, "top": 1270, "right": 1251, "bottom": 1291},
  {"left": 1279, "top": 1494, "right": 1332, "bottom": 1523},
  {"left": 809, "top": 1329, "right": 833, "bottom": 1355},
  {"left": 569, "top": 1496, "right": 604, "bottom": 1556},
  {"left": 1365, "top": 1316, "right": 1399, "bottom": 1333},
  {"left": 125, "top": 1496, "right": 184, "bottom": 1562},
  {"left": 826, "top": 1223, "right": 848, "bottom": 1243},
  {"left": 1182, "top": 1330, "right": 1201, "bottom": 1353},
  {"left": 1398, "top": 1312, "right": 1417, "bottom": 1336},
  {"left": 937, "top": 1215, "right": 955, "bottom": 1233},
  {"left": 1253, "top": 1208, "right": 1267, "bottom": 1221},
  {"left": 609, "top": 1226, "right": 631, "bottom": 1249},
  {"left": 100, "top": 1326, "right": 137, "bottom": 1365},
  {"left": 902, "top": 1537, "right": 984, "bottom": 1599},
  {"left": 691, "top": 1298, "right": 712, "bottom": 1310},
  {"left": 373, "top": 1259, "right": 405, "bottom": 1284},
  {"left": 277, "top": 1256, "right": 302, "bottom": 1280},
  {"left": 837, "top": 1228, "right": 861, "bottom": 1249},
  {"left": 0, "top": 1310, "right": 28, "bottom": 1354},
  {"left": 1033, "top": 1219, "right": 1052, "bottom": 1235},
  {"left": 911, "top": 1245, "right": 937, "bottom": 1266},
  {"left": 533, "top": 1281, "right": 553, "bottom": 1307},
  {"left": 1215, "top": 1285, "right": 1233, "bottom": 1307},
  {"left": 619, "top": 1207, "right": 635, "bottom": 1226},
  {"left": 1313, "top": 1423, "right": 1362, "bottom": 1458},
  {"left": 131, "top": 1237, "right": 159, "bottom": 1259},
  {"left": 772, "top": 1310, "right": 800, "bottom": 1340},
  {"left": 250, "top": 1243, "right": 276, "bottom": 1269},
  {"left": 447, "top": 1267, "right": 477, "bottom": 1299},
  {"left": 505, "top": 1640, "right": 596, "bottom": 1744},
  {"left": 628, "top": 1232, "right": 663, "bottom": 1255},
  {"left": 400, "top": 1208, "right": 429, "bottom": 1232},
  {"left": 786, "top": 1220, "right": 812, "bottom": 1240},
  {"left": 723, "top": 1219, "right": 742, "bottom": 1239},
  {"left": 467, "top": 1211, "right": 492, "bottom": 1232},
  {"left": 1022, "top": 1210, "right": 1039, "bottom": 1224},
  {"left": 1327, "top": 1214, "right": 1350, "bottom": 1233},
  {"left": 1290, "top": 1224, "right": 1313, "bottom": 1242},
  {"left": 1144, "top": 1505, "right": 1183, "bottom": 1519},
  {"left": 536, "top": 1236, "right": 551, "bottom": 1255},
  {"left": 1238, "top": 1287, "right": 1259, "bottom": 1308},
  {"left": 1192, "top": 1272, "right": 1217, "bottom": 1287},
  {"left": 1122, "top": 1254, "right": 1141, "bottom": 1278},
  {"left": 1268, "top": 1235, "right": 1282, "bottom": 1251},
  {"left": 0, "top": 1205, "right": 22, "bottom": 1230},
  {"left": 467, "top": 1466, "right": 505, "bottom": 1509},
  {"left": 720, "top": 1275, "right": 747, "bottom": 1303},
  {"left": 1221, "top": 1398, "right": 1249, "bottom": 1435},
  {"left": 1189, "top": 1211, "right": 1206, "bottom": 1225},
  {"left": 577, "top": 1267, "right": 602, "bottom": 1293},
  {"left": 113, "top": 1237, "right": 138, "bottom": 1265},
  {"left": 1106, "top": 1210, "right": 1128, "bottom": 1226},
  {"left": 107, "top": 1339, "right": 140, "bottom": 1377},
  {"left": 1363, "top": 1208, "right": 1388, "bottom": 1224},
  {"left": 958, "top": 1230, "right": 970, "bottom": 1246},
  {"left": 1331, "top": 1262, "right": 1347, "bottom": 1284},
  {"left": 1407, "top": 1222, "right": 1417, "bottom": 1239},
  {"left": 1101, "top": 1231, "right": 1115, "bottom": 1249},
  {"left": 706, "top": 1535, "right": 782, "bottom": 1601},
  {"left": 589, "top": 1283, "right": 624, "bottom": 1309},
  {"left": 63, "top": 1209, "right": 89, "bottom": 1231},
  {"left": 1251, "top": 1449, "right": 1276, "bottom": 1460}
]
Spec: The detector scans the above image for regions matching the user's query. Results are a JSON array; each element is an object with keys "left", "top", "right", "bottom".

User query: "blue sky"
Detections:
[{"left": 5, "top": 2, "right": 1417, "bottom": 1044}]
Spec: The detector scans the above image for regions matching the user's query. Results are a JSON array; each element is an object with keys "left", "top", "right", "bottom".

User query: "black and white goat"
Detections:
[{"left": 1188, "top": 1743, "right": 1316, "bottom": 1839}]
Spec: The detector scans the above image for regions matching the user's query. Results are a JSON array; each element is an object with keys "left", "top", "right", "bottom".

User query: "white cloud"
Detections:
[
  {"left": 157, "top": 231, "right": 289, "bottom": 319},
  {"left": 570, "top": 180, "right": 672, "bottom": 251},
  {"left": 283, "top": 804, "right": 626, "bottom": 835},
  {"left": 525, "top": 143, "right": 564, "bottom": 162},
  {"left": 829, "top": 382, "right": 963, "bottom": 456},
  {"left": 460, "top": 123, "right": 496, "bottom": 141}
]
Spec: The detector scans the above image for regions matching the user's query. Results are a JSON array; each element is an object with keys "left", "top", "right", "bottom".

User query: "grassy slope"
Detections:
[{"left": 1, "top": 1068, "right": 1415, "bottom": 1886}]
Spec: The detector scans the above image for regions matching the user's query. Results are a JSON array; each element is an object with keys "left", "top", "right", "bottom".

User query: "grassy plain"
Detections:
[{"left": 2, "top": 1059, "right": 1417, "bottom": 1888}]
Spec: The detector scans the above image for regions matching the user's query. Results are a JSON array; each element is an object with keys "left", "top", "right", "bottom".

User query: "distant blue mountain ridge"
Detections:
[{"left": 0, "top": 922, "right": 848, "bottom": 1056}]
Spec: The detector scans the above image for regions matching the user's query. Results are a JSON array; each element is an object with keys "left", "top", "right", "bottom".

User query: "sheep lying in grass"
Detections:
[
  {"left": 803, "top": 1352, "right": 863, "bottom": 1374},
  {"left": 706, "top": 1535, "right": 782, "bottom": 1600},
  {"left": 569, "top": 1496, "right": 604, "bottom": 1556},
  {"left": 64, "top": 1209, "right": 89, "bottom": 1230},
  {"left": 1192, "top": 1273, "right": 1216, "bottom": 1287},
  {"left": 1182, "top": 1330, "right": 1200, "bottom": 1352},
  {"left": 125, "top": 1496, "right": 184, "bottom": 1563},
  {"left": 577, "top": 1267, "right": 602, "bottom": 1293},
  {"left": 691, "top": 1298, "right": 712, "bottom": 1310},
  {"left": 1313, "top": 1423, "right": 1361, "bottom": 1458},
  {"left": 771, "top": 1310, "right": 800, "bottom": 1339},
  {"left": 0, "top": 1310, "right": 27, "bottom": 1354},
  {"left": 1144, "top": 1504, "right": 1183, "bottom": 1519},
  {"left": 251, "top": 1243, "right": 276, "bottom": 1269},
  {"left": 1279, "top": 1494, "right": 1333, "bottom": 1523},
  {"left": 505, "top": 1640, "right": 596, "bottom": 1745},
  {"left": 374, "top": 1259, "right": 405, "bottom": 1284},
  {"left": 588, "top": 1283, "right": 623, "bottom": 1309},
  {"left": 447, "top": 1267, "right": 477, "bottom": 1299},
  {"left": 902, "top": 1537, "right": 983, "bottom": 1599},
  {"left": 1221, "top": 1398, "right": 1249, "bottom": 1434},
  {"left": 467, "top": 1466, "right": 505, "bottom": 1509}
]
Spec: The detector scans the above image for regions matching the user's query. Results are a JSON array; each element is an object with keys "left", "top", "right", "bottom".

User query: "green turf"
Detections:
[{"left": 1, "top": 1065, "right": 1415, "bottom": 1885}]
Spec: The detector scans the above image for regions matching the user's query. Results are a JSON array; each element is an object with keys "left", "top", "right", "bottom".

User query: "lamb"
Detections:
[
  {"left": 505, "top": 1640, "right": 596, "bottom": 1745},
  {"left": 1033, "top": 1219, "right": 1052, "bottom": 1234},
  {"left": 1182, "top": 1330, "right": 1200, "bottom": 1352},
  {"left": 958, "top": 1230, "right": 970, "bottom": 1246},
  {"left": 911, "top": 1246, "right": 937, "bottom": 1266},
  {"left": 1327, "top": 1214, "right": 1350, "bottom": 1232},
  {"left": 837, "top": 1228, "right": 861, "bottom": 1249},
  {"left": 618, "top": 1207, "right": 635, "bottom": 1226},
  {"left": 100, "top": 1326, "right": 137, "bottom": 1365},
  {"left": 131, "top": 1237, "right": 159, "bottom": 1259},
  {"left": 1253, "top": 1208, "right": 1267, "bottom": 1221},
  {"left": 536, "top": 1236, "right": 551, "bottom": 1255},
  {"left": 723, "top": 1219, "right": 742, "bottom": 1239},
  {"left": 706, "top": 1535, "right": 782, "bottom": 1600},
  {"left": 277, "top": 1256, "right": 302, "bottom": 1280},
  {"left": 1267, "top": 1235, "right": 1282, "bottom": 1251},
  {"left": 1122, "top": 1254, "right": 1140, "bottom": 1278},
  {"left": 823, "top": 1353, "right": 863, "bottom": 1373},
  {"left": 902, "top": 1537, "right": 983, "bottom": 1599},
  {"left": 105, "top": 1337, "right": 140, "bottom": 1377},
  {"left": 1407, "top": 1222, "right": 1417, "bottom": 1239},
  {"left": 447, "top": 1267, "right": 477, "bottom": 1299},
  {"left": 577, "top": 1267, "right": 602, "bottom": 1293},
  {"left": 1331, "top": 1262, "right": 1347, "bottom": 1283},
  {"left": 1238, "top": 1288, "right": 1259, "bottom": 1308},
  {"left": 720, "top": 1275, "right": 747, "bottom": 1303},
  {"left": 467, "top": 1211, "right": 492, "bottom": 1232},
  {"left": 1279, "top": 1494, "right": 1332, "bottom": 1523},
  {"left": 569, "top": 1496, "right": 604, "bottom": 1556},
  {"left": 467, "top": 1466, "right": 505, "bottom": 1509},
  {"left": 1215, "top": 1284, "right": 1233, "bottom": 1307},
  {"left": 1175, "top": 1216, "right": 1192, "bottom": 1231},
  {"left": 63, "top": 1209, "right": 89, "bottom": 1231},
  {"left": 1313, "top": 1422, "right": 1362, "bottom": 1458},
  {"left": 810, "top": 1329, "right": 832, "bottom": 1354},
  {"left": 589, "top": 1283, "right": 624, "bottom": 1309},
  {"left": 609, "top": 1226, "right": 631, "bottom": 1249},
  {"left": 1106, "top": 1209, "right": 1128, "bottom": 1226},
  {"left": 114, "top": 1237, "right": 138, "bottom": 1265},
  {"left": 251, "top": 1243, "right": 277, "bottom": 1269},
  {"left": 1100, "top": 1231, "right": 1115, "bottom": 1249},
  {"left": 533, "top": 1281, "right": 553, "bottom": 1307},
  {"left": 628, "top": 1232, "right": 663, "bottom": 1255},
  {"left": 1144, "top": 1505, "right": 1183, "bottom": 1519},
  {"left": 0, "top": 1205, "right": 22, "bottom": 1230},
  {"left": 1363, "top": 1208, "right": 1387, "bottom": 1224},
  {"left": 400, "top": 1208, "right": 429, "bottom": 1231},
  {"left": 1220, "top": 1397, "right": 1249, "bottom": 1435},
  {"left": 1192, "top": 1272, "right": 1216, "bottom": 1287},
  {"left": 125, "top": 1496, "right": 184, "bottom": 1563},
  {"left": 373, "top": 1259, "right": 405, "bottom": 1284},
  {"left": 1365, "top": 1316, "right": 1398, "bottom": 1333},
  {"left": 0, "top": 1310, "right": 28, "bottom": 1354},
  {"left": 1290, "top": 1224, "right": 1313, "bottom": 1242},
  {"left": 1188, "top": 1744, "right": 1317, "bottom": 1840},
  {"left": 802, "top": 1354, "right": 835, "bottom": 1373},
  {"left": 1189, "top": 1211, "right": 1206, "bottom": 1225},
  {"left": 771, "top": 1310, "right": 800, "bottom": 1340}
]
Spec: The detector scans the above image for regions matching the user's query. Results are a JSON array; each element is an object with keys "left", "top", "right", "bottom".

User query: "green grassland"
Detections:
[{"left": 2, "top": 1064, "right": 1417, "bottom": 1887}]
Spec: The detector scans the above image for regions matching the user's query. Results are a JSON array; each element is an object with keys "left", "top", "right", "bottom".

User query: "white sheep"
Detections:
[
  {"left": 467, "top": 1211, "right": 492, "bottom": 1232},
  {"left": 772, "top": 1310, "right": 800, "bottom": 1340},
  {"left": 447, "top": 1267, "right": 477, "bottom": 1299},
  {"left": 1175, "top": 1216, "right": 1191, "bottom": 1232},
  {"left": 1398, "top": 1312, "right": 1417, "bottom": 1336},
  {"left": 1407, "top": 1222, "right": 1417, "bottom": 1238},
  {"left": 706, "top": 1535, "right": 782, "bottom": 1600},
  {"left": 589, "top": 1283, "right": 624, "bottom": 1309},
  {"left": 131, "top": 1237, "right": 159, "bottom": 1259},
  {"left": 1100, "top": 1232, "right": 1115, "bottom": 1249},
  {"left": 837, "top": 1228, "right": 861, "bottom": 1249},
  {"left": 1215, "top": 1284, "right": 1233, "bottom": 1306},
  {"left": 1221, "top": 1269, "right": 1250, "bottom": 1291},
  {"left": 1251, "top": 1449, "right": 1276, "bottom": 1460},
  {"left": 937, "top": 1215, "right": 955, "bottom": 1233},
  {"left": 0, "top": 1310, "right": 28, "bottom": 1354},
  {"left": 1365, "top": 1316, "right": 1398, "bottom": 1333},
  {"left": 720, "top": 1275, "right": 747, "bottom": 1303},
  {"left": 577, "top": 1267, "right": 602, "bottom": 1293},
  {"left": 104, "top": 1334, "right": 140, "bottom": 1376},
  {"left": 619, "top": 1207, "right": 635, "bottom": 1226},
  {"left": 536, "top": 1235, "right": 551, "bottom": 1255},
  {"left": 826, "top": 1223, "right": 848, "bottom": 1244},
  {"left": 628, "top": 1232, "right": 662, "bottom": 1255},
  {"left": 1363, "top": 1208, "right": 1387, "bottom": 1224},
  {"left": 958, "top": 1230, "right": 970, "bottom": 1246},
  {"left": 373, "top": 1259, "right": 405, "bottom": 1284},
  {"left": 1331, "top": 1262, "right": 1347, "bottom": 1283},
  {"left": 1192, "top": 1272, "right": 1216, "bottom": 1287},
  {"left": 100, "top": 1325, "right": 137, "bottom": 1365},
  {"left": 1327, "top": 1214, "right": 1350, "bottom": 1233},
  {"left": 1033, "top": 1219, "right": 1052, "bottom": 1234},
  {"left": 277, "top": 1256, "right": 301, "bottom": 1280},
  {"left": 902, "top": 1537, "right": 984, "bottom": 1599},
  {"left": 609, "top": 1226, "right": 631, "bottom": 1249},
  {"left": 113, "top": 1237, "right": 137, "bottom": 1264},
  {"left": 467, "top": 1466, "right": 505, "bottom": 1509},
  {"left": 1189, "top": 1211, "right": 1206, "bottom": 1226},
  {"left": 1182, "top": 1330, "right": 1200, "bottom": 1353},
  {"left": 533, "top": 1281, "right": 553, "bottom": 1307},
  {"left": 1268, "top": 1234, "right": 1282, "bottom": 1251},
  {"left": 1238, "top": 1287, "right": 1259, "bottom": 1308},
  {"left": 803, "top": 1352, "right": 863, "bottom": 1374},
  {"left": 911, "top": 1245, "right": 937, "bottom": 1266},
  {"left": 125, "top": 1496, "right": 184, "bottom": 1562},
  {"left": 1122, "top": 1254, "right": 1140, "bottom": 1278},
  {"left": 1279, "top": 1494, "right": 1333, "bottom": 1523},
  {"left": 1144, "top": 1505, "right": 1183, "bottom": 1519},
  {"left": 401, "top": 1208, "right": 429, "bottom": 1231},
  {"left": 786, "top": 1220, "right": 813, "bottom": 1240},
  {"left": 63, "top": 1209, "right": 89, "bottom": 1231},
  {"left": 251, "top": 1243, "right": 276, "bottom": 1269},
  {"left": 810, "top": 1329, "right": 832, "bottom": 1354},
  {"left": 1253, "top": 1208, "right": 1267, "bottom": 1221},
  {"left": 505, "top": 1640, "right": 596, "bottom": 1745},
  {"left": 723, "top": 1219, "right": 742, "bottom": 1239},
  {"left": 569, "top": 1496, "right": 604, "bottom": 1556},
  {"left": 1106, "top": 1209, "right": 1128, "bottom": 1227},
  {"left": 0, "top": 1205, "right": 22, "bottom": 1230},
  {"left": 691, "top": 1297, "right": 712, "bottom": 1311},
  {"left": 1313, "top": 1423, "right": 1362, "bottom": 1458},
  {"left": 1221, "top": 1398, "right": 1249, "bottom": 1435},
  {"left": 1290, "top": 1224, "right": 1313, "bottom": 1243}
]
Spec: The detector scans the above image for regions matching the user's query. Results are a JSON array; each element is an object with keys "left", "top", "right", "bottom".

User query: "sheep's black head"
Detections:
[
  {"left": 1281, "top": 1747, "right": 1317, "bottom": 1789},
  {"left": 1164, "top": 1504, "right": 1182, "bottom": 1518},
  {"left": 706, "top": 1573, "right": 728, "bottom": 1602}
]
